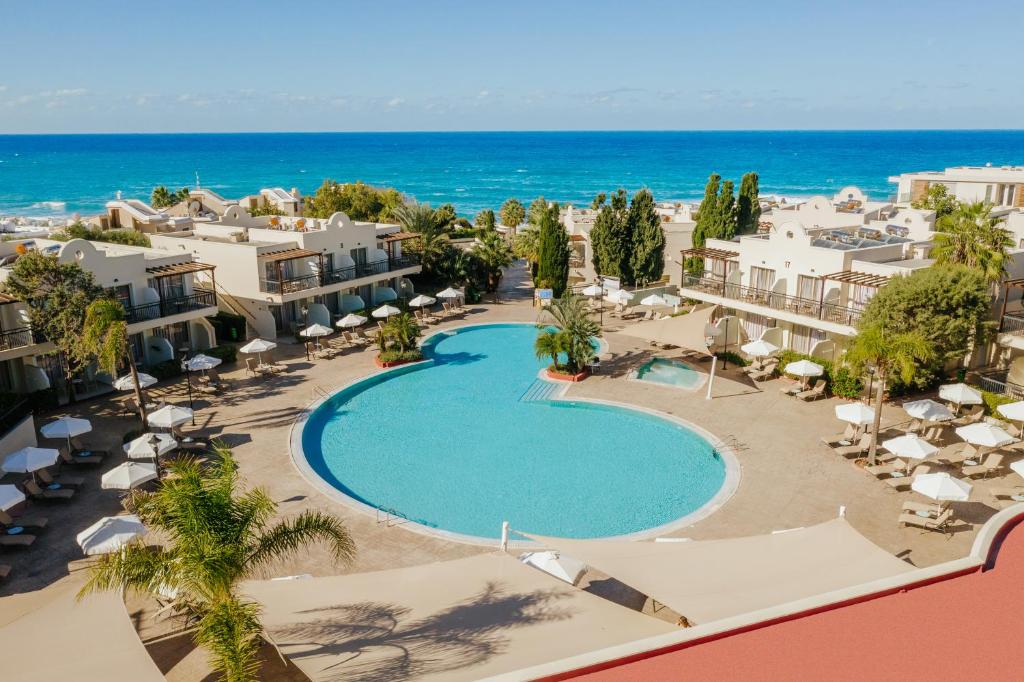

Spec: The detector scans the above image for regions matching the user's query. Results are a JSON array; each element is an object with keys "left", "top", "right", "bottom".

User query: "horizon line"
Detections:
[{"left": 3, "top": 128, "right": 1024, "bottom": 137}]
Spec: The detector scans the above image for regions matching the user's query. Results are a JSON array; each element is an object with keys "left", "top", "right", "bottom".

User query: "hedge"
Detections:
[{"left": 774, "top": 350, "right": 864, "bottom": 400}]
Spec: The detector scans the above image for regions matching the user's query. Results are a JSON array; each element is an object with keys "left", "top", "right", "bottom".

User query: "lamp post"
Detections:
[
  {"left": 722, "top": 317, "right": 730, "bottom": 370},
  {"left": 301, "top": 306, "right": 310, "bottom": 360},
  {"left": 596, "top": 276, "right": 604, "bottom": 327},
  {"left": 179, "top": 345, "right": 195, "bottom": 426}
]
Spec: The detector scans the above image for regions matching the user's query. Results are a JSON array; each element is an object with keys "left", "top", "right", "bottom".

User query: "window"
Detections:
[
  {"left": 152, "top": 323, "right": 191, "bottom": 354},
  {"left": 740, "top": 313, "right": 774, "bottom": 341},
  {"left": 109, "top": 284, "right": 132, "bottom": 309},
  {"left": 791, "top": 325, "right": 827, "bottom": 354},
  {"left": 750, "top": 266, "right": 775, "bottom": 292},
  {"left": 350, "top": 247, "right": 367, "bottom": 266},
  {"left": 797, "top": 275, "right": 822, "bottom": 302},
  {"left": 149, "top": 275, "right": 185, "bottom": 301}
]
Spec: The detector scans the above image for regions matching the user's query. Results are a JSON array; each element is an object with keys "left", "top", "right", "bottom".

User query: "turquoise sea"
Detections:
[{"left": 1, "top": 130, "right": 1023, "bottom": 217}]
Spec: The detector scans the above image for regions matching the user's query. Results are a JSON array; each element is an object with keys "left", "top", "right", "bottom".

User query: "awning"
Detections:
[
  {"left": 523, "top": 518, "right": 913, "bottom": 625},
  {"left": 380, "top": 231, "right": 420, "bottom": 242},
  {"left": 0, "top": 576, "right": 163, "bottom": 681},
  {"left": 243, "top": 552, "right": 673, "bottom": 682},
  {"left": 618, "top": 304, "right": 718, "bottom": 355},
  {"left": 145, "top": 261, "right": 216, "bottom": 277},
  {"left": 260, "top": 247, "right": 321, "bottom": 262}
]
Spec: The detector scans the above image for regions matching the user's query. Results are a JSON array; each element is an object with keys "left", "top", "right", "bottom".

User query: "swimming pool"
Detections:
[
  {"left": 295, "top": 323, "right": 734, "bottom": 541},
  {"left": 634, "top": 357, "right": 705, "bottom": 390}
]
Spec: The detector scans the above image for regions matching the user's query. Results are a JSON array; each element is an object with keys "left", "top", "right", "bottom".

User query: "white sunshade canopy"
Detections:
[
  {"left": 0, "top": 483, "right": 26, "bottom": 511},
  {"left": 835, "top": 402, "right": 876, "bottom": 426},
  {"left": 1010, "top": 459, "right": 1024, "bottom": 479},
  {"left": 336, "top": 313, "right": 368, "bottom": 329},
  {"left": 184, "top": 353, "right": 222, "bottom": 371},
  {"left": 123, "top": 432, "right": 178, "bottom": 460},
  {"left": 299, "top": 323, "right": 333, "bottom": 338},
  {"left": 77, "top": 515, "right": 148, "bottom": 556},
  {"left": 903, "top": 399, "right": 954, "bottom": 422},
  {"left": 436, "top": 287, "right": 463, "bottom": 299},
  {"left": 608, "top": 289, "right": 635, "bottom": 304},
  {"left": 40, "top": 416, "right": 92, "bottom": 440},
  {"left": 2, "top": 446, "right": 60, "bottom": 473},
  {"left": 580, "top": 284, "right": 603, "bottom": 297},
  {"left": 741, "top": 339, "right": 779, "bottom": 358},
  {"left": 519, "top": 550, "right": 587, "bottom": 586},
  {"left": 408, "top": 294, "right": 436, "bottom": 307},
  {"left": 101, "top": 462, "right": 159, "bottom": 490},
  {"left": 939, "top": 383, "right": 983, "bottom": 406},
  {"left": 997, "top": 400, "right": 1024, "bottom": 422},
  {"left": 147, "top": 405, "right": 193, "bottom": 429},
  {"left": 640, "top": 294, "right": 668, "bottom": 307},
  {"left": 371, "top": 304, "right": 401, "bottom": 318},
  {"left": 912, "top": 472, "right": 972, "bottom": 503},
  {"left": 239, "top": 338, "right": 277, "bottom": 354},
  {"left": 113, "top": 373, "right": 157, "bottom": 391},
  {"left": 881, "top": 433, "right": 939, "bottom": 460},
  {"left": 784, "top": 359, "right": 824, "bottom": 378},
  {"left": 955, "top": 422, "right": 1016, "bottom": 448}
]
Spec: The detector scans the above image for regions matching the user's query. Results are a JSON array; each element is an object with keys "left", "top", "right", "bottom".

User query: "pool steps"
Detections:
[{"left": 519, "top": 379, "right": 564, "bottom": 402}]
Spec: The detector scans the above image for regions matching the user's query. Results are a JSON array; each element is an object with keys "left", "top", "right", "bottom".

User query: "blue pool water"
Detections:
[
  {"left": 300, "top": 323, "right": 727, "bottom": 539},
  {"left": 635, "top": 358, "right": 704, "bottom": 390}
]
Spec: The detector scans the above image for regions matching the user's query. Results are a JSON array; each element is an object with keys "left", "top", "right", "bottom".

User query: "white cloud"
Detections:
[{"left": 386, "top": 97, "right": 405, "bottom": 108}]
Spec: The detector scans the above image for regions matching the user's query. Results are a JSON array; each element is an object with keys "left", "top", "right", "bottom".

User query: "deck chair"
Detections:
[
  {"left": 0, "top": 533, "right": 36, "bottom": 548},
  {"left": 834, "top": 433, "right": 872, "bottom": 458},
  {"left": 821, "top": 424, "right": 857, "bottom": 448},
  {"left": 245, "top": 357, "right": 259, "bottom": 376},
  {"left": 899, "top": 507, "right": 954, "bottom": 534},
  {"left": 24, "top": 479, "right": 75, "bottom": 501},
  {"left": 953, "top": 406, "right": 984, "bottom": 426},
  {"left": 59, "top": 449, "right": 104, "bottom": 466},
  {"left": 990, "top": 485, "right": 1024, "bottom": 500},
  {"left": 749, "top": 362, "right": 778, "bottom": 382},
  {"left": 0, "top": 510, "right": 48, "bottom": 530},
  {"left": 796, "top": 380, "right": 826, "bottom": 401},
  {"left": 885, "top": 465, "right": 932, "bottom": 490},
  {"left": 356, "top": 328, "right": 375, "bottom": 344},
  {"left": 963, "top": 453, "right": 1004, "bottom": 479},
  {"left": 36, "top": 469, "right": 84, "bottom": 488}
]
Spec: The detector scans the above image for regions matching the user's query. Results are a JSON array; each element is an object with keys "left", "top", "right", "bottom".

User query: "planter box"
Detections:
[
  {"left": 546, "top": 367, "right": 590, "bottom": 382},
  {"left": 375, "top": 356, "right": 421, "bottom": 368}
]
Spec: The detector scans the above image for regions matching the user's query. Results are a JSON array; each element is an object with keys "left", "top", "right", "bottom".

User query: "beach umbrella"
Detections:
[
  {"left": 881, "top": 433, "right": 939, "bottom": 461},
  {"left": 0, "top": 484, "right": 26, "bottom": 511},
  {"left": 123, "top": 432, "right": 178, "bottom": 460},
  {"left": 40, "top": 416, "right": 92, "bottom": 453},
  {"left": 580, "top": 284, "right": 603, "bottom": 297},
  {"left": 939, "top": 383, "right": 983, "bottom": 413},
  {"left": 609, "top": 289, "right": 635, "bottom": 304},
  {"left": 183, "top": 353, "right": 222, "bottom": 372},
  {"left": 147, "top": 404, "right": 193, "bottom": 429},
  {"left": 741, "top": 339, "right": 779, "bottom": 358},
  {"left": 997, "top": 401, "right": 1024, "bottom": 434},
  {"left": 372, "top": 304, "right": 401, "bottom": 319},
  {"left": 76, "top": 515, "right": 148, "bottom": 556},
  {"left": 336, "top": 313, "right": 368, "bottom": 329},
  {"left": 784, "top": 359, "right": 823, "bottom": 387},
  {"left": 902, "top": 399, "right": 954, "bottom": 423},
  {"left": 2, "top": 446, "right": 59, "bottom": 474},
  {"left": 640, "top": 294, "right": 668, "bottom": 308},
  {"left": 835, "top": 402, "right": 875, "bottom": 426},
  {"left": 101, "top": 462, "right": 158, "bottom": 490},
  {"left": 519, "top": 550, "right": 587, "bottom": 586},
  {"left": 408, "top": 294, "right": 436, "bottom": 309},
  {"left": 299, "top": 323, "right": 333, "bottom": 338},
  {"left": 912, "top": 472, "right": 972, "bottom": 505},
  {"left": 1010, "top": 459, "right": 1024, "bottom": 480},
  {"left": 113, "top": 373, "right": 157, "bottom": 391},
  {"left": 955, "top": 422, "right": 1015, "bottom": 449},
  {"left": 436, "top": 287, "right": 462, "bottom": 300},
  {"left": 239, "top": 338, "right": 277, "bottom": 364}
]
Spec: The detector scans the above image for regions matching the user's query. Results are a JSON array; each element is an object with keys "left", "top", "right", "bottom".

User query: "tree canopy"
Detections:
[
  {"left": 588, "top": 188, "right": 664, "bottom": 286},
  {"left": 911, "top": 183, "right": 958, "bottom": 219},
  {"left": 736, "top": 172, "right": 761, "bottom": 235},
  {"left": 151, "top": 186, "right": 190, "bottom": 209},
  {"left": 500, "top": 198, "right": 526, "bottom": 230},
  {"left": 51, "top": 222, "right": 151, "bottom": 247},
  {"left": 932, "top": 201, "right": 1012, "bottom": 283},
  {"left": 304, "top": 180, "right": 404, "bottom": 222},
  {"left": 535, "top": 202, "right": 569, "bottom": 296},
  {"left": 628, "top": 188, "right": 665, "bottom": 285},
  {"left": 475, "top": 208, "right": 496, "bottom": 231}
]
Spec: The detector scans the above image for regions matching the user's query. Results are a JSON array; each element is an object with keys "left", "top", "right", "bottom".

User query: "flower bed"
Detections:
[{"left": 546, "top": 367, "right": 590, "bottom": 382}]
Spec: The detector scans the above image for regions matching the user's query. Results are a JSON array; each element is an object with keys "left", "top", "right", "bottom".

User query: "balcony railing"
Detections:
[
  {"left": 261, "top": 254, "right": 421, "bottom": 294},
  {"left": 124, "top": 289, "right": 218, "bottom": 324},
  {"left": 679, "top": 274, "right": 864, "bottom": 327},
  {"left": 999, "top": 312, "right": 1024, "bottom": 336},
  {"left": 0, "top": 327, "right": 34, "bottom": 352},
  {"left": 975, "top": 369, "right": 1024, "bottom": 400}
]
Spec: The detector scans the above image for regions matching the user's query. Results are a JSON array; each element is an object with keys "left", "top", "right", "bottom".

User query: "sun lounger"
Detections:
[
  {"left": 900, "top": 507, "right": 954, "bottom": 534},
  {"left": 902, "top": 500, "right": 941, "bottom": 515},
  {"left": 0, "top": 533, "right": 36, "bottom": 548},
  {"left": 0, "top": 565, "right": 9, "bottom": 580},
  {"left": 962, "top": 453, "right": 1004, "bottom": 479},
  {"left": 0, "top": 510, "right": 47, "bottom": 530},
  {"left": 834, "top": 433, "right": 872, "bottom": 458},
  {"left": 24, "top": 479, "right": 75, "bottom": 501},
  {"left": 885, "top": 465, "right": 932, "bottom": 490},
  {"left": 953, "top": 406, "right": 984, "bottom": 426},
  {"left": 822, "top": 424, "right": 857, "bottom": 448},
  {"left": 59, "top": 449, "right": 104, "bottom": 466},
  {"left": 866, "top": 462, "right": 904, "bottom": 478},
  {"left": 37, "top": 469, "right": 85, "bottom": 488},
  {"left": 990, "top": 486, "right": 1024, "bottom": 499},
  {"left": 356, "top": 329, "right": 375, "bottom": 343},
  {"left": 749, "top": 362, "right": 778, "bottom": 382},
  {"left": 796, "top": 380, "right": 827, "bottom": 401}
]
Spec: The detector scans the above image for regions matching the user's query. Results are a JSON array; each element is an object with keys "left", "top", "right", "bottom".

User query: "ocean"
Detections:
[{"left": 1, "top": 130, "right": 1023, "bottom": 218}]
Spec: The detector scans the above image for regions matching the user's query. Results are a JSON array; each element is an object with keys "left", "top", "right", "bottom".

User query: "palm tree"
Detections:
[
  {"left": 933, "top": 201, "right": 1013, "bottom": 283},
  {"left": 473, "top": 230, "right": 513, "bottom": 293},
  {"left": 151, "top": 185, "right": 173, "bottom": 208},
  {"left": 393, "top": 202, "right": 448, "bottom": 277},
  {"left": 78, "top": 298, "right": 149, "bottom": 424},
  {"left": 382, "top": 312, "right": 421, "bottom": 352},
  {"left": 845, "top": 323, "right": 933, "bottom": 465},
  {"left": 535, "top": 329, "right": 567, "bottom": 371},
  {"left": 539, "top": 292, "right": 600, "bottom": 374},
  {"left": 512, "top": 226, "right": 541, "bottom": 283},
  {"left": 80, "top": 445, "right": 355, "bottom": 682}
]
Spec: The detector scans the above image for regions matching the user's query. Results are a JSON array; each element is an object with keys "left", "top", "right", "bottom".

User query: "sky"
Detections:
[{"left": 1, "top": 0, "right": 1022, "bottom": 133}]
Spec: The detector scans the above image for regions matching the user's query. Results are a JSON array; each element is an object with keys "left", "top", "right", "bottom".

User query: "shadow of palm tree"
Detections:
[{"left": 266, "top": 581, "right": 577, "bottom": 681}]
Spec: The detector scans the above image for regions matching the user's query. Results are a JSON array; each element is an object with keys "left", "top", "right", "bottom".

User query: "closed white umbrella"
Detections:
[
  {"left": 147, "top": 405, "right": 193, "bottom": 429},
  {"left": 372, "top": 304, "right": 401, "bottom": 319},
  {"left": 902, "top": 399, "right": 954, "bottom": 423},
  {"left": 101, "top": 462, "right": 158, "bottom": 490},
  {"left": 912, "top": 472, "right": 972, "bottom": 505},
  {"left": 336, "top": 313, "right": 367, "bottom": 329},
  {"left": 939, "top": 383, "right": 983, "bottom": 413},
  {"left": 408, "top": 294, "right": 436, "bottom": 308},
  {"left": 123, "top": 432, "right": 178, "bottom": 460},
  {"left": 436, "top": 287, "right": 462, "bottom": 300},
  {"left": 0, "top": 484, "right": 25, "bottom": 511},
  {"left": 77, "top": 515, "right": 147, "bottom": 556},
  {"left": 640, "top": 294, "right": 668, "bottom": 308},
  {"left": 519, "top": 550, "right": 587, "bottom": 586},
  {"left": 955, "top": 422, "right": 1015, "bottom": 448},
  {"left": 239, "top": 338, "right": 277, "bottom": 364},
  {"left": 184, "top": 353, "right": 222, "bottom": 372},
  {"left": 835, "top": 402, "right": 875, "bottom": 426},
  {"left": 2, "top": 446, "right": 59, "bottom": 474},
  {"left": 881, "top": 433, "right": 939, "bottom": 461},
  {"left": 113, "top": 373, "right": 157, "bottom": 391},
  {"left": 741, "top": 339, "right": 779, "bottom": 358}
]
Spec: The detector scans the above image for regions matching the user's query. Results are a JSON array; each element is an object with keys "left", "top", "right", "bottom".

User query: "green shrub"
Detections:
[
  {"left": 715, "top": 351, "right": 748, "bottom": 367},
  {"left": 980, "top": 388, "right": 1014, "bottom": 416},
  {"left": 378, "top": 349, "right": 423, "bottom": 364},
  {"left": 204, "top": 344, "right": 237, "bottom": 365},
  {"left": 149, "top": 360, "right": 182, "bottom": 381},
  {"left": 829, "top": 366, "right": 864, "bottom": 400}
]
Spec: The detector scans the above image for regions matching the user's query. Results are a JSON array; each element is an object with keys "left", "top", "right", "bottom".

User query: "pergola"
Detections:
[
  {"left": 819, "top": 270, "right": 889, "bottom": 310},
  {"left": 681, "top": 247, "right": 740, "bottom": 280},
  {"left": 145, "top": 261, "right": 217, "bottom": 291},
  {"left": 998, "top": 278, "right": 1024, "bottom": 324},
  {"left": 380, "top": 231, "right": 419, "bottom": 260},
  {"left": 260, "top": 247, "right": 323, "bottom": 289}
]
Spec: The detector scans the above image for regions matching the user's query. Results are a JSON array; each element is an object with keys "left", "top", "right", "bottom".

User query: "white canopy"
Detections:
[
  {"left": 580, "top": 284, "right": 603, "bottom": 297},
  {"left": 147, "top": 405, "right": 193, "bottom": 429},
  {"left": 101, "top": 462, "right": 159, "bottom": 490},
  {"left": 1010, "top": 459, "right": 1024, "bottom": 479},
  {"left": 903, "top": 399, "right": 954, "bottom": 422},
  {"left": 912, "top": 472, "right": 972, "bottom": 502},
  {"left": 640, "top": 294, "right": 668, "bottom": 307},
  {"left": 40, "top": 416, "right": 92, "bottom": 440},
  {"left": 436, "top": 287, "right": 463, "bottom": 299},
  {"left": 741, "top": 339, "right": 779, "bottom": 358},
  {"left": 371, "top": 304, "right": 401, "bottom": 319},
  {"left": 123, "top": 432, "right": 177, "bottom": 460},
  {"left": 2, "top": 446, "right": 59, "bottom": 473},
  {"left": 608, "top": 289, "right": 635, "bottom": 304},
  {"left": 939, "top": 383, "right": 983, "bottom": 407},
  {"left": 955, "top": 422, "right": 1015, "bottom": 448},
  {"left": 113, "top": 373, "right": 157, "bottom": 391},
  {"left": 408, "top": 294, "right": 436, "bottom": 308},
  {"left": 184, "top": 353, "right": 222, "bottom": 371},
  {"left": 76, "top": 515, "right": 147, "bottom": 556},
  {"left": 239, "top": 338, "right": 277, "bottom": 354},
  {"left": 618, "top": 304, "right": 718, "bottom": 355},
  {"left": 881, "top": 433, "right": 939, "bottom": 460},
  {"left": 0, "top": 484, "right": 25, "bottom": 511},
  {"left": 835, "top": 402, "right": 876, "bottom": 426},
  {"left": 784, "top": 359, "right": 824, "bottom": 378},
  {"left": 522, "top": 518, "right": 912, "bottom": 625},
  {"left": 299, "top": 323, "right": 333, "bottom": 338},
  {"left": 519, "top": 550, "right": 587, "bottom": 586},
  {"left": 996, "top": 400, "right": 1024, "bottom": 422},
  {"left": 336, "top": 313, "right": 368, "bottom": 329}
]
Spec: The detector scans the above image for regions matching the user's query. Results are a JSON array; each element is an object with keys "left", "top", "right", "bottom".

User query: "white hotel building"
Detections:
[{"left": 890, "top": 165, "right": 1024, "bottom": 209}]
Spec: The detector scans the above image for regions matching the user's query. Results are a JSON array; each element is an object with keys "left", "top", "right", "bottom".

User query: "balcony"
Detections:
[
  {"left": 679, "top": 274, "right": 864, "bottom": 328},
  {"left": 124, "top": 289, "right": 218, "bottom": 324},
  {"left": 1000, "top": 313, "right": 1024, "bottom": 336},
  {"left": 261, "top": 254, "right": 421, "bottom": 295},
  {"left": 0, "top": 327, "right": 35, "bottom": 352}
]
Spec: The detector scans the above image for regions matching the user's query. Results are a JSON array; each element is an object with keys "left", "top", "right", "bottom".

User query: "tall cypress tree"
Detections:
[
  {"left": 537, "top": 202, "right": 570, "bottom": 296},
  {"left": 736, "top": 172, "right": 761, "bottom": 235},
  {"left": 692, "top": 173, "right": 721, "bottom": 249},
  {"left": 629, "top": 189, "right": 665, "bottom": 285},
  {"left": 714, "top": 180, "right": 738, "bottom": 240}
]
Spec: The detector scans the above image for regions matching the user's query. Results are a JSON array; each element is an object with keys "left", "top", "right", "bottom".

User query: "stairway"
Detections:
[{"left": 520, "top": 379, "right": 563, "bottom": 402}]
